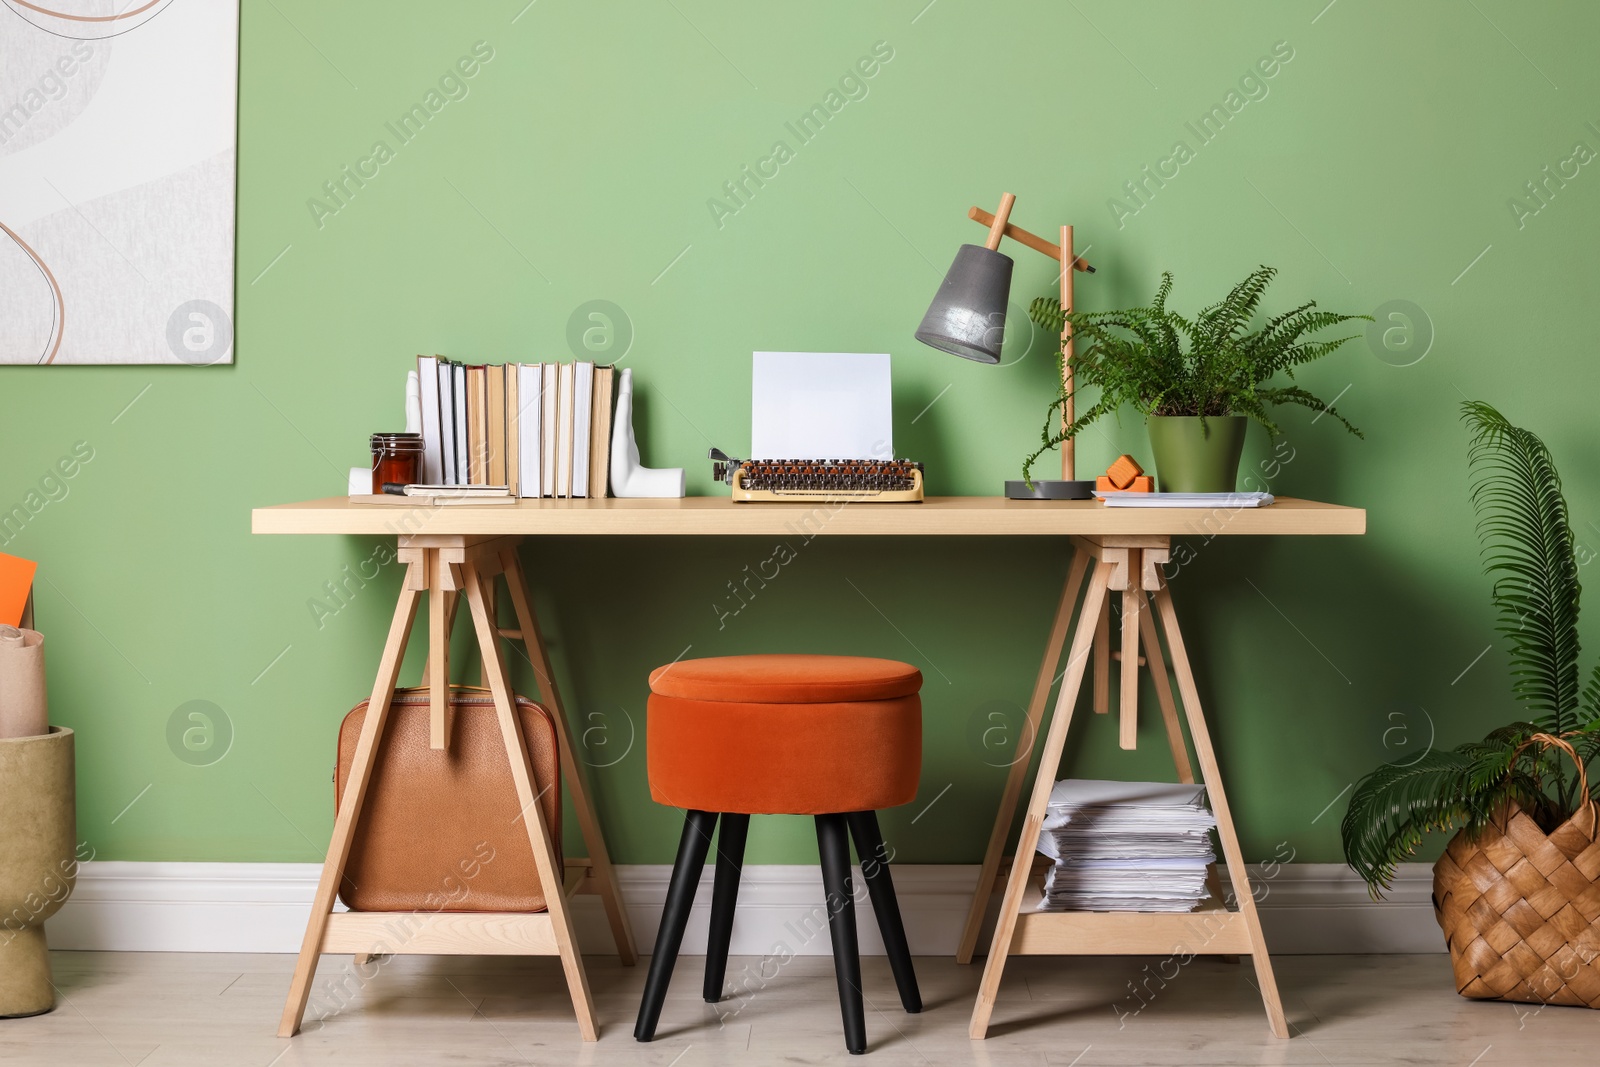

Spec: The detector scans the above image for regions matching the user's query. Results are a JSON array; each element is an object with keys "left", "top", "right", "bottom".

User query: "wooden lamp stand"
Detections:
[{"left": 963, "top": 194, "right": 1098, "bottom": 499}]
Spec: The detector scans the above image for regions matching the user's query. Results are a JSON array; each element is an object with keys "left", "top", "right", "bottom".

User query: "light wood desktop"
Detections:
[
  {"left": 253, "top": 494, "right": 1362, "bottom": 537},
  {"left": 252, "top": 494, "right": 1365, "bottom": 1040}
]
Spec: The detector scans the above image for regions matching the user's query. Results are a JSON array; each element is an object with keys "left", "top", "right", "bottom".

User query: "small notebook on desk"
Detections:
[
  {"left": 1098, "top": 491, "right": 1275, "bottom": 508},
  {"left": 351, "top": 485, "right": 516, "bottom": 506}
]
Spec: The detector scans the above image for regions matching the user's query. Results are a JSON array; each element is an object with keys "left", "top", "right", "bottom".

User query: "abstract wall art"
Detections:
[{"left": 0, "top": 0, "right": 237, "bottom": 365}]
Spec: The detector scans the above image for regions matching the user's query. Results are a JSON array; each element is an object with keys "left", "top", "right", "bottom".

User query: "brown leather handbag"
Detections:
[{"left": 335, "top": 686, "right": 561, "bottom": 913}]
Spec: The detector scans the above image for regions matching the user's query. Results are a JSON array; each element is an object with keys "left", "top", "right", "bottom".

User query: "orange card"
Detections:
[{"left": 0, "top": 552, "right": 38, "bottom": 627}]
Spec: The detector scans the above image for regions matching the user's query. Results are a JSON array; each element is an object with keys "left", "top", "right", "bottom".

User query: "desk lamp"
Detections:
[{"left": 914, "top": 193, "right": 1097, "bottom": 500}]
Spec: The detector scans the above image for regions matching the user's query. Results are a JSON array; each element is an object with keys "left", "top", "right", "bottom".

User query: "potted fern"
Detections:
[
  {"left": 1027, "top": 266, "right": 1365, "bottom": 491},
  {"left": 1342, "top": 402, "right": 1600, "bottom": 1008}
]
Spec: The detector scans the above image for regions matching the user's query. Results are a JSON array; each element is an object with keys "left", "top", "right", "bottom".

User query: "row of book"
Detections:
[{"left": 415, "top": 356, "right": 617, "bottom": 498}]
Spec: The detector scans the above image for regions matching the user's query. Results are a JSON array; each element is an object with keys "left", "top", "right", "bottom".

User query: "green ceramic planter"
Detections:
[{"left": 1146, "top": 415, "right": 1248, "bottom": 493}]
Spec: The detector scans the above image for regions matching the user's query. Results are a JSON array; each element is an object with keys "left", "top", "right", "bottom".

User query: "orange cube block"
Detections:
[{"left": 1104, "top": 454, "right": 1144, "bottom": 490}]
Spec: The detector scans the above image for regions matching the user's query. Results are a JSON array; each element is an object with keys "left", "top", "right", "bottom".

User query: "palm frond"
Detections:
[
  {"left": 1343, "top": 406, "right": 1600, "bottom": 897},
  {"left": 1341, "top": 742, "right": 1540, "bottom": 897},
  {"left": 1462, "top": 402, "right": 1583, "bottom": 748}
]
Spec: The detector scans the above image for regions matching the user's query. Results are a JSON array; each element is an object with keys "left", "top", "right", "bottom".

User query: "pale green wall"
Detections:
[{"left": 5, "top": 1, "right": 1598, "bottom": 867}]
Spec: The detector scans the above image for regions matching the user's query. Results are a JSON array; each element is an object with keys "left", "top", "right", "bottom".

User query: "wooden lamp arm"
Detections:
[
  {"left": 968, "top": 206, "right": 1095, "bottom": 273},
  {"left": 984, "top": 193, "right": 1017, "bottom": 250}
]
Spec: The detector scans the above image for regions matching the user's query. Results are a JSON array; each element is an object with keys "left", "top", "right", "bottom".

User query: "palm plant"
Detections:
[
  {"left": 1024, "top": 266, "right": 1365, "bottom": 485},
  {"left": 1341, "top": 402, "right": 1600, "bottom": 895}
]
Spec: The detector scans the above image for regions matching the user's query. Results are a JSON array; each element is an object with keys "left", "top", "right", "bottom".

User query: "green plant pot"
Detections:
[{"left": 1146, "top": 415, "right": 1248, "bottom": 493}]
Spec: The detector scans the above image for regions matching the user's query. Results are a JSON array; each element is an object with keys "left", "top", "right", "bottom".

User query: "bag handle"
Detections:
[{"left": 1511, "top": 731, "right": 1597, "bottom": 839}]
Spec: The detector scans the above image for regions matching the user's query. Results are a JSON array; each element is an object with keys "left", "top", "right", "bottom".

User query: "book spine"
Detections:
[
  {"left": 452, "top": 364, "right": 468, "bottom": 484},
  {"left": 556, "top": 362, "right": 575, "bottom": 498},
  {"left": 417, "top": 356, "right": 442, "bottom": 484},
  {"left": 518, "top": 364, "right": 540, "bottom": 498},
  {"left": 487, "top": 364, "right": 506, "bottom": 487},
  {"left": 467, "top": 365, "right": 487, "bottom": 485},
  {"left": 541, "top": 363, "right": 557, "bottom": 497},
  {"left": 505, "top": 363, "right": 519, "bottom": 495},
  {"left": 571, "top": 362, "right": 593, "bottom": 498},
  {"left": 589, "top": 365, "right": 614, "bottom": 498}
]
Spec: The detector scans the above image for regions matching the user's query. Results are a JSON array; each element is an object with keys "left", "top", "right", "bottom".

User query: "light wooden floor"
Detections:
[{"left": 1, "top": 951, "right": 1592, "bottom": 1065}]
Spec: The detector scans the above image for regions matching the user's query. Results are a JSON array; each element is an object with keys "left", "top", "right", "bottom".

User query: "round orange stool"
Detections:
[{"left": 635, "top": 654, "right": 923, "bottom": 1055}]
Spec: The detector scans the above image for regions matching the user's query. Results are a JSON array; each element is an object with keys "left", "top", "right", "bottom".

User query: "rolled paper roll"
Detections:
[{"left": 0, "top": 625, "right": 47, "bottom": 739}]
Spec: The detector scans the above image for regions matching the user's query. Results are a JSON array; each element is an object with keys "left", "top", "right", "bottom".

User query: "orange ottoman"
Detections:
[{"left": 635, "top": 654, "right": 923, "bottom": 1055}]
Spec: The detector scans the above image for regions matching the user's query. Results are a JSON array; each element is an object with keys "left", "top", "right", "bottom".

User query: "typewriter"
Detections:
[{"left": 710, "top": 449, "right": 924, "bottom": 503}]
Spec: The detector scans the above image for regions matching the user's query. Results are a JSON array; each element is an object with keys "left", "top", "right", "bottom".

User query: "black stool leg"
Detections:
[
  {"left": 703, "top": 812, "right": 750, "bottom": 1002},
  {"left": 846, "top": 810, "right": 922, "bottom": 1013},
  {"left": 816, "top": 812, "right": 867, "bottom": 1055},
  {"left": 635, "top": 809, "right": 718, "bottom": 1042}
]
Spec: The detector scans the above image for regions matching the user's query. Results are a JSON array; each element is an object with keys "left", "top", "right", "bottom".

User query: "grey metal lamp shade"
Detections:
[{"left": 914, "top": 244, "right": 1014, "bottom": 364}]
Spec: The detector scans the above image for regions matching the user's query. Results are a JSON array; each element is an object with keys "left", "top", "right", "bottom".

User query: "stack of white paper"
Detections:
[{"left": 1035, "top": 779, "right": 1217, "bottom": 912}]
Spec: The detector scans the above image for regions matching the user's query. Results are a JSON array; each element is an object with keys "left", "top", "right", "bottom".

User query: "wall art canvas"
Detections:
[{"left": 0, "top": 0, "right": 238, "bottom": 366}]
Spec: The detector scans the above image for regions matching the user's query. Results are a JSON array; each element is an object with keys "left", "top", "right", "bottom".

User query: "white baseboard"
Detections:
[{"left": 47, "top": 861, "right": 1443, "bottom": 955}]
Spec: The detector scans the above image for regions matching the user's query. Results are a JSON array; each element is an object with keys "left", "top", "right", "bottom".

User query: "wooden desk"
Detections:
[
  {"left": 253, "top": 495, "right": 1364, "bottom": 1040},
  {"left": 253, "top": 494, "right": 1363, "bottom": 537}
]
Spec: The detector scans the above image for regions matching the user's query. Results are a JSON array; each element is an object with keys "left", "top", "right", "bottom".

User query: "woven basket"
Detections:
[{"left": 1432, "top": 733, "right": 1600, "bottom": 1007}]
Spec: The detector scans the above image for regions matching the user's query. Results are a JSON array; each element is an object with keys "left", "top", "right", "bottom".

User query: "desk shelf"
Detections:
[{"left": 1010, "top": 879, "right": 1252, "bottom": 956}]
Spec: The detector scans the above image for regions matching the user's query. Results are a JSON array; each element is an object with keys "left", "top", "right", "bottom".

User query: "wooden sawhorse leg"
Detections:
[
  {"left": 956, "top": 551, "right": 1089, "bottom": 964},
  {"left": 964, "top": 537, "right": 1288, "bottom": 1040},
  {"left": 278, "top": 559, "right": 421, "bottom": 1037},
  {"left": 277, "top": 535, "right": 633, "bottom": 1040},
  {"left": 497, "top": 544, "right": 638, "bottom": 965},
  {"left": 416, "top": 543, "right": 636, "bottom": 963},
  {"left": 957, "top": 543, "right": 1219, "bottom": 961}
]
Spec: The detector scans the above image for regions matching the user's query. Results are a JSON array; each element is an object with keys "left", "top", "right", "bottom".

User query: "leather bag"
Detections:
[{"left": 335, "top": 686, "right": 561, "bottom": 913}]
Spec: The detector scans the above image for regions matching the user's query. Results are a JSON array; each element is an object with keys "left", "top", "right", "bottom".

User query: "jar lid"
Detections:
[{"left": 371, "top": 432, "right": 424, "bottom": 447}]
